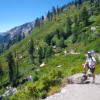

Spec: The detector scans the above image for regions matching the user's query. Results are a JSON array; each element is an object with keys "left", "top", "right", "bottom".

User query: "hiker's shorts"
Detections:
[{"left": 87, "top": 64, "right": 95, "bottom": 73}]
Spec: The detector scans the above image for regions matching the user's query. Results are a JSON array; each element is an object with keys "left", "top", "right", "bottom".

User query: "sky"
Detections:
[{"left": 0, "top": 0, "right": 72, "bottom": 32}]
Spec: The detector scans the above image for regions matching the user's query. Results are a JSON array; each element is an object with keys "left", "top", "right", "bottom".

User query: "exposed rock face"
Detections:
[
  {"left": 0, "top": 22, "right": 34, "bottom": 44},
  {"left": 68, "top": 73, "right": 87, "bottom": 84}
]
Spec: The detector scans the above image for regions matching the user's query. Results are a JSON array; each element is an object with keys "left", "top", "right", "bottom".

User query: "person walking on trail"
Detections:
[{"left": 82, "top": 52, "right": 96, "bottom": 83}]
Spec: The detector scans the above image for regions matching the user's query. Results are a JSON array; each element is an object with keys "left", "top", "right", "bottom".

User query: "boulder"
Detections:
[
  {"left": 64, "top": 50, "right": 67, "bottom": 54},
  {"left": 57, "top": 65, "right": 61, "bottom": 69},
  {"left": 9, "top": 88, "right": 17, "bottom": 95},
  {"left": 68, "top": 73, "right": 87, "bottom": 84},
  {"left": 91, "top": 26, "right": 96, "bottom": 31},
  {"left": 86, "top": 69, "right": 92, "bottom": 77},
  {"left": 27, "top": 75, "right": 32, "bottom": 82},
  {"left": 19, "top": 56, "right": 23, "bottom": 60},
  {"left": 21, "top": 78, "right": 28, "bottom": 83},
  {"left": 40, "top": 62, "right": 45, "bottom": 67}
]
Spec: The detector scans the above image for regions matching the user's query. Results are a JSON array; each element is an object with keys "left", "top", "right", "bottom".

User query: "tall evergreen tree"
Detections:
[
  {"left": 75, "top": 0, "right": 77, "bottom": 7},
  {"left": 0, "top": 61, "right": 4, "bottom": 85},
  {"left": 7, "top": 52, "right": 16, "bottom": 82},
  {"left": 34, "top": 18, "right": 41, "bottom": 28},
  {"left": 58, "top": 38, "right": 65, "bottom": 48},
  {"left": 50, "top": 12, "right": 53, "bottom": 21},
  {"left": 52, "top": 6, "right": 56, "bottom": 21},
  {"left": 57, "top": 5, "right": 60, "bottom": 16},
  {"left": 45, "top": 46, "right": 53, "bottom": 58},
  {"left": 28, "top": 38, "right": 34, "bottom": 60},
  {"left": 66, "top": 17, "right": 72, "bottom": 37},
  {"left": 81, "top": 7, "right": 89, "bottom": 26},
  {"left": 44, "top": 33, "right": 53, "bottom": 46},
  {"left": 47, "top": 11, "right": 51, "bottom": 21},
  {"left": 78, "top": 0, "right": 82, "bottom": 5},
  {"left": 38, "top": 46, "right": 43, "bottom": 64},
  {"left": 42, "top": 16, "right": 44, "bottom": 21}
]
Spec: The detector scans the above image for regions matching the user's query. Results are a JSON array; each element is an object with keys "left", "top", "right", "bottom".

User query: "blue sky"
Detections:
[{"left": 0, "top": 0, "right": 72, "bottom": 32}]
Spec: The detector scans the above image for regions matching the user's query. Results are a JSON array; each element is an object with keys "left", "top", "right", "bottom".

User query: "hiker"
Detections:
[{"left": 82, "top": 52, "right": 96, "bottom": 83}]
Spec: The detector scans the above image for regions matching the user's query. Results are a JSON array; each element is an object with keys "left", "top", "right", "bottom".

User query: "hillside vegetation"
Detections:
[{"left": 0, "top": 0, "right": 100, "bottom": 99}]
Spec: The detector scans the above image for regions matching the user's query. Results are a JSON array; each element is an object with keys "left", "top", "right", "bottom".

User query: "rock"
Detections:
[
  {"left": 55, "top": 53, "right": 59, "bottom": 56},
  {"left": 64, "top": 50, "right": 67, "bottom": 54},
  {"left": 40, "top": 62, "right": 45, "bottom": 67},
  {"left": 52, "top": 45, "right": 56, "bottom": 49},
  {"left": 21, "top": 78, "right": 28, "bottom": 83},
  {"left": 5, "top": 86, "right": 11, "bottom": 90},
  {"left": 86, "top": 69, "right": 92, "bottom": 77},
  {"left": 3, "top": 90, "right": 10, "bottom": 96},
  {"left": 68, "top": 73, "right": 87, "bottom": 84},
  {"left": 19, "top": 56, "right": 23, "bottom": 60},
  {"left": 9, "top": 88, "right": 17, "bottom": 95},
  {"left": 91, "top": 26, "right": 96, "bottom": 31},
  {"left": 57, "top": 65, "right": 61, "bottom": 69},
  {"left": 37, "top": 69, "right": 40, "bottom": 71},
  {"left": 27, "top": 75, "right": 32, "bottom": 82},
  {"left": 24, "top": 86, "right": 27, "bottom": 91}
]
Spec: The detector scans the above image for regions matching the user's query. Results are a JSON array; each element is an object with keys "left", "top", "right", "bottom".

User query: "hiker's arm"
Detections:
[{"left": 93, "top": 61, "right": 96, "bottom": 68}]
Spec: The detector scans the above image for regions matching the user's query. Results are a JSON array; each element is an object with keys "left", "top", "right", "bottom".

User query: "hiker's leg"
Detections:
[
  {"left": 91, "top": 68, "right": 95, "bottom": 82},
  {"left": 92, "top": 73, "right": 95, "bottom": 82},
  {"left": 82, "top": 64, "right": 87, "bottom": 72}
]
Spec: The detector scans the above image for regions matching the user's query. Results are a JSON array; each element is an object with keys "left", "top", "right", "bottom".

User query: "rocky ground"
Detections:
[{"left": 44, "top": 74, "right": 100, "bottom": 100}]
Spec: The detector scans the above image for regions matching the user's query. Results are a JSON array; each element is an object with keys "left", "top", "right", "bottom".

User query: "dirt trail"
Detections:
[{"left": 44, "top": 75, "right": 100, "bottom": 100}]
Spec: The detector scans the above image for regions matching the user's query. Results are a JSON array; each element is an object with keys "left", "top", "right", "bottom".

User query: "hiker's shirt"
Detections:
[{"left": 86, "top": 56, "right": 96, "bottom": 68}]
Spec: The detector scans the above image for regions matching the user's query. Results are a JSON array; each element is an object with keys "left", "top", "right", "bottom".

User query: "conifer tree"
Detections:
[
  {"left": 7, "top": 52, "right": 16, "bottom": 82},
  {"left": 47, "top": 11, "right": 51, "bottom": 21},
  {"left": 66, "top": 17, "right": 72, "bottom": 37},
  {"left": 75, "top": 0, "right": 77, "bottom": 7},
  {"left": 0, "top": 61, "right": 4, "bottom": 85},
  {"left": 28, "top": 38, "right": 34, "bottom": 60},
  {"left": 52, "top": 6, "right": 56, "bottom": 21},
  {"left": 45, "top": 46, "right": 53, "bottom": 58},
  {"left": 38, "top": 46, "right": 43, "bottom": 64},
  {"left": 81, "top": 7, "right": 89, "bottom": 26},
  {"left": 57, "top": 5, "right": 60, "bottom": 16}
]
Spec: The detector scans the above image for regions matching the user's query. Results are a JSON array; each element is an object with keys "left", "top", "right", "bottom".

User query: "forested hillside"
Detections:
[{"left": 0, "top": 0, "right": 100, "bottom": 100}]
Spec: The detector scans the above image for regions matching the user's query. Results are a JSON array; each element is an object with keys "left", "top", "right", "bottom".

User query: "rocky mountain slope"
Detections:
[{"left": 0, "top": 21, "right": 34, "bottom": 44}]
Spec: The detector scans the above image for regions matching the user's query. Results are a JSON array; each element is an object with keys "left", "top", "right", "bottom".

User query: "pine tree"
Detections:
[
  {"left": 66, "top": 17, "right": 72, "bottom": 37},
  {"left": 50, "top": 12, "right": 53, "bottom": 21},
  {"left": 55, "top": 28, "right": 60, "bottom": 39},
  {"left": 78, "top": 0, "right": 82, "bottom": 5},
  {"left": 81, "top": 7, "right": 89, "bottom": 26},
  {"left": 45, "top": 46, "right": 53, "bottom": 58},
  {"left": 47, "top": 11, "right": 51, "bottom": 21},
  {"left": 58, "top": 38, "right": 65, "bottom": 48},
  {"left": 0, "top": 61, "right": 4, "bottom": 85},
  {"left": 34, "top": 18, "right": 41, "bottom": 28},
  {"left": 44, "top": 33, "right": 53, "bottom": 46},
  {"left": 52, "top": 6, "right": 56, "bottom": 21},
  {"left": 7, "top": 52, "right": 16, "bottom": 82},
  {"left": 28, "top": 38, "right": 34, "bottom": 60},
  {"left": 38, "top": 46, "right": 43, "bottom": 64},
  {"left": 75, "top": 0, "right": 77, "bottom": 7},
  {"left": 57, "top": 5, "right": 60, "bottom": 16},
  {"left": 42, "top": 16, "right": 44, "bottom": 21}
]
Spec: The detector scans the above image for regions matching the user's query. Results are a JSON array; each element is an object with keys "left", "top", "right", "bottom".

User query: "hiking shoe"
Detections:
[
  {"left": 81, "top": 71, "right": 86, "bottom": 74},
  {"left": 91, "top": 81, "right": 95, "bottom": 84}
]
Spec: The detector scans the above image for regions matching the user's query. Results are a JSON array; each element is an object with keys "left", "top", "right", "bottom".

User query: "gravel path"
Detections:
[{"left": 44, "top": 75, "right": 100, "bottom": 100}]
